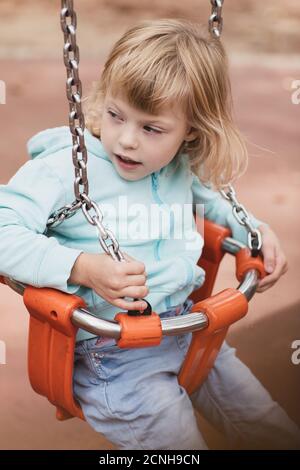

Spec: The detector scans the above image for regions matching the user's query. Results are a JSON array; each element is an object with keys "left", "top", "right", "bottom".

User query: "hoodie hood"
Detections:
[{"left": 27, "top": 126, "right": 110, "bottom": 162}]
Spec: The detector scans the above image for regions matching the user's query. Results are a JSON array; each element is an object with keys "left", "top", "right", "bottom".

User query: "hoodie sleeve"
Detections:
[
  {"left": 0, "top": 158, "right": 83, "bottom": 293},
  {"left": 191, "top": 174, "right": 267, "bottom": 246}
]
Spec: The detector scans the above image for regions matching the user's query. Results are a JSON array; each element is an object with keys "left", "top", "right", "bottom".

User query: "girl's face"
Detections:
[{"left": 100, "top": 91, "right": 195, "bottom": 181}]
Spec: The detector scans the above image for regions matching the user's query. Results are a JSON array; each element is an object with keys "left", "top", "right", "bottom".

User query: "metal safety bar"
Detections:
[{"left": 2, "top": 237, "right": 259, "bottom": 341}]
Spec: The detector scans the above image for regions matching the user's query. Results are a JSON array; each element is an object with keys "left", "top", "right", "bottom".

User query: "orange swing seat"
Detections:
[{"left": 0, "top": 218, "right": 265, "bottom": 421}]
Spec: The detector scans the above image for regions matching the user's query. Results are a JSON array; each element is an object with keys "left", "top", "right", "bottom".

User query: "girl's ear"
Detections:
[{"left": 184, "top": 126, "right": 198, "bottom": 143}]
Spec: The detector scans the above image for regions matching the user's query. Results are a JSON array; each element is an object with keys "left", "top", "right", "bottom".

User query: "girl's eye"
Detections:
[
  {"left": 107, "top": 110, "right": 121, "bottom": 120},
  {"left": 144, "top": 126, "right": 162, "bottom": 134},
  {"left": 107, "top": 111, "right": 161, "bottom": 134}
]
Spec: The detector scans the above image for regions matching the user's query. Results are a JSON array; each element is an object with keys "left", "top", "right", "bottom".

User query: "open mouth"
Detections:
[{"left": 114, "top": 153, "right": 142, "bottom": 166}]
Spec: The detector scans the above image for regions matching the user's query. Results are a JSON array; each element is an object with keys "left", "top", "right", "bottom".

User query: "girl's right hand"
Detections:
[{"left": 77, "top": 251, "right": 149, "bottom": 311}]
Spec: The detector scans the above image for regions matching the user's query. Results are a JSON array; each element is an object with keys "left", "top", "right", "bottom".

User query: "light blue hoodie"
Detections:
[{"left": 0, "top": 126, "right": 264, "bottom": 341}]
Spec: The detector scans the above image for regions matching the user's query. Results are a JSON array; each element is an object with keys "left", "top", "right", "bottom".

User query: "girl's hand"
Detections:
[
  {"left": 256, "top": 224, "right": 288, "bottom": 293},
  {"left": 69, "top": 251, "right": 149, "bottom": 311}
]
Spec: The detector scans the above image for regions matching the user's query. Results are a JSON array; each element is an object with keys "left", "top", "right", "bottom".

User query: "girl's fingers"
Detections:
[
  {"left": 121, "top": 259, "right": 146, "bottom": 275},
  {"left": 124, "top": 274, "right": 147, "bottom": 286},
  {"left": 259, "top": 255, "right": 286, "bottom": 287},
  {"left": 282, "top": 258, "right": 288, "bottom": 274},
  {"left": 108, "top": 274, "right": 147, "bottom": 293},
  {"left": 257, "top": 254, "right": 287, "bottom": 291},
  {"left": 256, "top": 280, "right": 276, "bottom": 293},
  {"left": 118, "top": 285, "right": 149, "bottom": 299},
  {"left": 112, "top": 297, "right": 148, "bottom": 312},
  {"left": 262, "top": 245, "right": 276, "bottom": 274},
  {"left": 122, "top": 253, "right": 147, "bottom": 276}
]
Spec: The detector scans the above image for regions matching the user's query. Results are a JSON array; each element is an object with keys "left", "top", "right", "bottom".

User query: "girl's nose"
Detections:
[{"left": 118, "top": 126, "right": 138, "bottom": 150}]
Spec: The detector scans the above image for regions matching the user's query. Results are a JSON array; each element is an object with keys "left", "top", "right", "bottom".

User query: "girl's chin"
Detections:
[{"left": 113, "top": 164, "right": 146, "bottom": 181}]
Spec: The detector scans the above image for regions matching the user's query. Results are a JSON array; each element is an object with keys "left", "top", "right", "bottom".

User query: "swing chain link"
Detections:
[
  {"left": 220, "top": 185, "right": 262, "bottom": 256},
  {"left": 46, "top": 199, "right": 82, "bottom": 228},
  {"left": 209, "top": 2, "right": 262, "bottom": 257},
  {"left": 45, "top": 0, "right": 125, "bottom": 262},
  {"left": 209, "top": 0, "right": 224, "bottom": 38}
]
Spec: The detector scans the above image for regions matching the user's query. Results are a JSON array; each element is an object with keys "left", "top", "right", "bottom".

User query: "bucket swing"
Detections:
[{"left": 0, "top": 0, "right": 266, "bottom": 422}]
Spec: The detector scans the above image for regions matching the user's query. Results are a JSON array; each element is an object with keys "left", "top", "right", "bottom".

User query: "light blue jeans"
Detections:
[{"left": 73, "top": 299, "right": 300, "bottom": 450}]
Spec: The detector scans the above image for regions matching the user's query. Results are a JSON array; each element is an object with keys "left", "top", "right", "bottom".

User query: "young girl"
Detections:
[{"left": 0, "top": 18, "right": 299, "bottom": 450}]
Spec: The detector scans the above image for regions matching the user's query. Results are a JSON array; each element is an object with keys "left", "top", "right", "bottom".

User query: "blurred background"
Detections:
[{"left": 0, "top": 0, "right": 299, "bottom": 450}]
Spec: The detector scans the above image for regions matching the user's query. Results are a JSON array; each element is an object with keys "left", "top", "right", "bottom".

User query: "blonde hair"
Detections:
[{"left": 84, "top": 18, "right": 248, "bottom": 189}]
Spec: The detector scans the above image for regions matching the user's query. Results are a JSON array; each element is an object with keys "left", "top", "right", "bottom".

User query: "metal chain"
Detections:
[
  {"left": 209, "top": 0, "right": 224, "bottom": 38},
  {"left": 46, "top": 0, "right": 124, "bottom": 263},
  {"left": 220, "top": 185, "right": 262, "bottom": 256},
  {"left": 208, "top": 2, "right": 262, "bottom": 256}
]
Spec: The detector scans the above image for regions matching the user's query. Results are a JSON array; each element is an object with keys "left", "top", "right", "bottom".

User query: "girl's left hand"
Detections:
[{"left": 256, "top": 224, "right": 288, "bottom": 293}]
